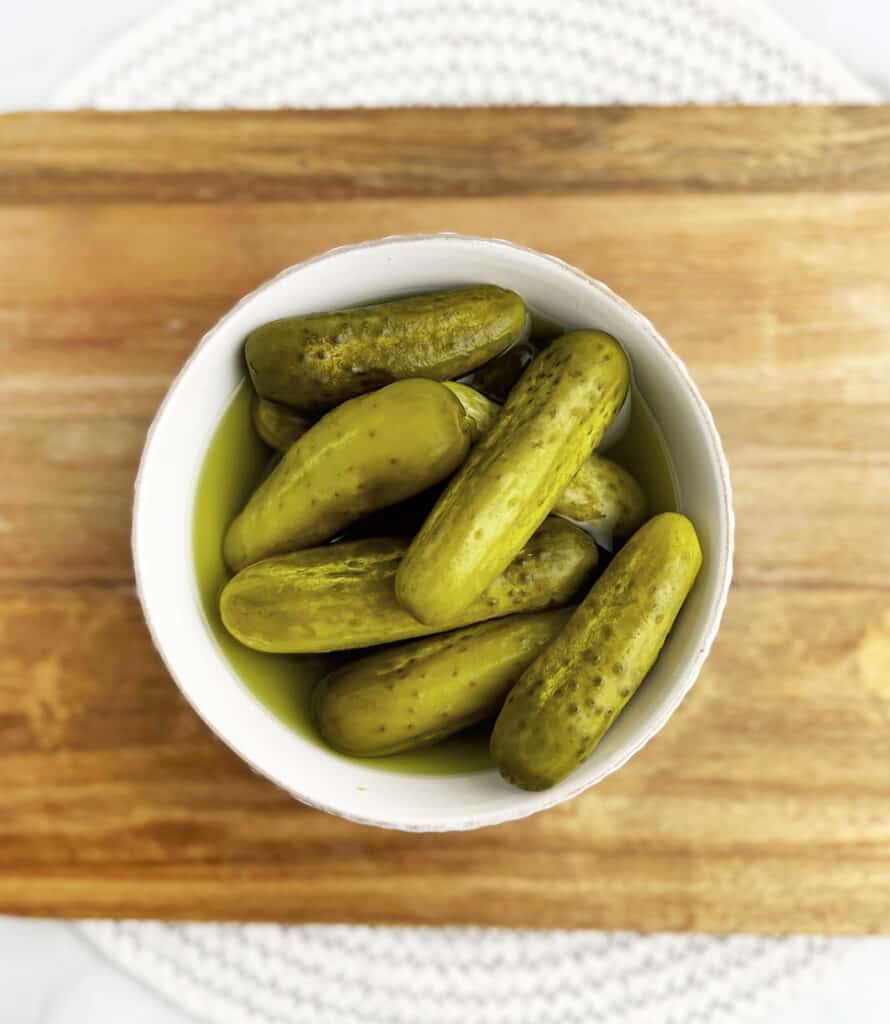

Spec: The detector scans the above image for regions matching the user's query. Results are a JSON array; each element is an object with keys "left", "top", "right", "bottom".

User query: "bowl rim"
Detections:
[{"left": 133, "top": 232, "right": 734, "bottom": 831}]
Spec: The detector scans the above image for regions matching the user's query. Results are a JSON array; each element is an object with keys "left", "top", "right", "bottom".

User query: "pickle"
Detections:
[
  {"left": 491, "top": 513, "right": 702, "bottom": 791},
  {"left": 552, "top": 454, "right": 648, "bottom": 541},
  {"left": 396, "top": 331, "right": 629, "bottom": 625},
  {"left": 314, "top": 608, "right": 573, "bottom": 757},
  {"left": 246, "top": 285, "right": 528, "bottom": 413},
  {"left": 443, "top": 382, "right": 500, "bottom": 442},
  {"left": 224, "top": 379, "right": 471, "bottom": 571},
  {"left": 251, "top": 394, "right": 310, "bottom": 451},
  {"left": 220, "top": 518, "right": 597, "bottom": 654},
  {"left": 441, "top": 387, "right": 646, "bottom": 536}
]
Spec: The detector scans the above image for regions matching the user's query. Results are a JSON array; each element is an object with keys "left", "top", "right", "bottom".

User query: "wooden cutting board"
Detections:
[{"left": 1, "top": 108, "right": 889, "bottom": 934}]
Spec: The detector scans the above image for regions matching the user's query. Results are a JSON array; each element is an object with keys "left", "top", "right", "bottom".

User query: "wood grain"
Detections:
[
  {"left": 3, "top": 107, "right": 890, "bottom": 202},
  {"left": 1, "top": 108, "right": 889, "bottom": 932}
]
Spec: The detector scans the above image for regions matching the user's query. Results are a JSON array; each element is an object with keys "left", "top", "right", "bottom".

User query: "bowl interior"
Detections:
[{"left": 134, "top": 235, "right": 732, "bottom": 831}]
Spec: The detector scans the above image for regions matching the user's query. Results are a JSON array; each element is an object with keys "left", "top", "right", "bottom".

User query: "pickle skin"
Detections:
[
  {"left": 314, "top": 608, "right": 573, "bottom": 757},
  {"left": 490, "top": 513, "right": 703, "bottom": 791},
  {"left": 224, "top": 379, "right": 471, "bottom": 572},
  {"left": 220, "top": 518, "right": 598, "bottom": 654},
  {"left": 552, "top": 454, "right": 648, "bottom": 541},
  {"left": 246, "top": 285, "right": 528, "bottom": 413},
  {"left": 442, "top": 386, "right": 646, "bottom": 537},
  {"left": 251, "top": 394, "right": 311, "bottom": 451},
  {"left": 396, "top": 331, "right": 630, "bottom": 625},
  {"left": 443, "top": 382, "right": 500, "bottom": 443}
]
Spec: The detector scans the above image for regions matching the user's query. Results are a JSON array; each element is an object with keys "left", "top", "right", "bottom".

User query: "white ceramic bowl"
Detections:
[{"left": 134, "top": 234, "right": 733, "bottom": 832}]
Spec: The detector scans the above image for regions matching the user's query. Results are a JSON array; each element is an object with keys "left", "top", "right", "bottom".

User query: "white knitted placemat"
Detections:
[
  {"left": 52, "top": 0, "right": 878, "bottom": 108},
  {"left": 61, "top": 1, "right": 870, "bottom": 1020},
  {"left": 79, "top": 922, "right": 847, "bottom": 1024}
]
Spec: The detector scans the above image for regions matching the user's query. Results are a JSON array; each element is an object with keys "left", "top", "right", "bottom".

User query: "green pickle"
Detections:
[
  {"left": 246, "top": 285, "right": 528, "bottom": 413},
  {"left": 220, "top": 518, "right": 598, "bottom": 654},
  {"left": 491, "top": 513, "right": 702, "bottom": 791},
  {"left": 252, "top": 394, "right": 311, "bottom": 451},
  {"left": 396, "top": 331, "right": 629, "bottom": 625},
  {"left": 442, "top": 385, "right": 647, "bottom": 537},
  {"left": 443, "top": 382, "right": 500, "bottom": 442},
  {"left": 314, "top": 608, "right": 573, "bottom": 757},
  {"left": 224, "top": 379, "right": 471, "bottom": 571},
  {"left": 552, "top": 454, "right": 647, "bottom": 541}
]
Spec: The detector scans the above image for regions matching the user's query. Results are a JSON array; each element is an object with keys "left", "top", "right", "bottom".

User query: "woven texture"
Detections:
[
  {"left": 52, "top": 0, "right": 878, "bottom": 108},
  {"left": 79, "top": 922, "right": 846, "bottom": 1024},
  {"left": 64, "top": 1, "right": 868, "bottom": 1020}
]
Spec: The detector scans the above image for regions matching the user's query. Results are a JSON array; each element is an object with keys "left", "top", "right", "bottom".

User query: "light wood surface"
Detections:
[{"left": 1, "top": 108, "right": 889, "bottom": 933}]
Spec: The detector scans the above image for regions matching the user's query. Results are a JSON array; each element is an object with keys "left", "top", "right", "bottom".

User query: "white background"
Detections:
[{"left": 2, "top": 1, "right": 889, "bottom": 1022}]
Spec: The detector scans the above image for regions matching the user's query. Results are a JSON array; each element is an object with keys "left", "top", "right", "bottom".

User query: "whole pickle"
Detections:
[
  {"left": 246, "top": 285, "right": 528, "bottom": 413},
  {"left": 314, "top": 608, "right": 573, "bottom": 757},
  {"left": 443, "top": 382, "right": 500, "bottom": 442},
  {"left": 442, "top": 385, "right": 646, "bottom": 537},
  {"left": 252, "top": 394, "right": 310, "bottom": 451},
  {"left": 552, "top": 454, "right": 647, "bottom": 541},
  {"left": 220, "top": 518, "right": 597, "bottom": 654},
  {"left": 224, "top": 379, "right": 471, "bottom": 571},
  {"left": 491, "top": 513, "right": 702, "bottom": 791},
  {"left": 396, "top": 331, "right": 629, "bottom": 625}
]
